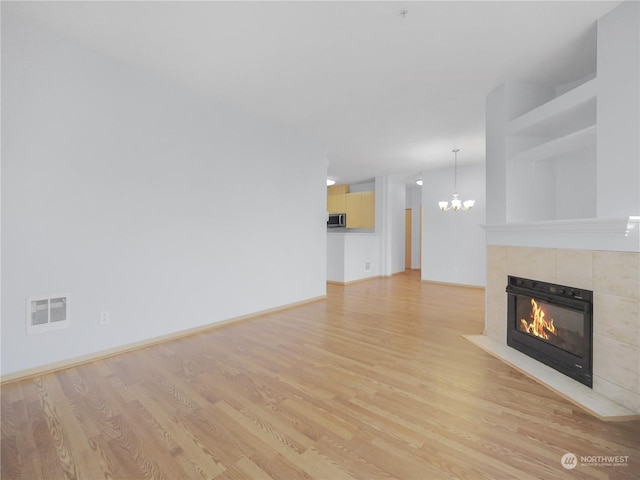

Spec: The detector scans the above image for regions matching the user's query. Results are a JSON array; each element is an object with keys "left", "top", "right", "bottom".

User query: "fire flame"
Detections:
[{"left": 520, "top": 298, "right": 557, "bottom": 340}]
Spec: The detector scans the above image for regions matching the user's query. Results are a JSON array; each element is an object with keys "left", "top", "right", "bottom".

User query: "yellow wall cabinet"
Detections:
[
  {"left": 345, "top": 191, "right": 375, "bottom": 229},
  {"left": 361, "top": 191, "right": 375, "bottom": 228},
  {"left": 345, "top": 193, "right": 362, "bottom": 228},
  {"left": 327, "top": 185, "right": 374, "bottom": 229},
  {"left": 327, "top": 184, "right": 349, "bottom": 195},
  {"left": 327, "top": 193, "right": 347, "bottom": 214}
]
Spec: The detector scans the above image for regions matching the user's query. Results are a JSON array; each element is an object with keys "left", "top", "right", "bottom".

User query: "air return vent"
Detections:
[{"left": 26, "top": 294, "right": 70, "bottom": 335}]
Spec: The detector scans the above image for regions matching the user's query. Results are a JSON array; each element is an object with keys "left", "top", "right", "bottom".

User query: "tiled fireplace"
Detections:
[{"left": 484, "top": 246, "right": 640, "bottom": 415}]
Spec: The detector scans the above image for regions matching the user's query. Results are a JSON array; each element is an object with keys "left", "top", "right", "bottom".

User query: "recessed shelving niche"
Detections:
[{"left": 505, "top": 77, "right": 597, "bottom": 222}]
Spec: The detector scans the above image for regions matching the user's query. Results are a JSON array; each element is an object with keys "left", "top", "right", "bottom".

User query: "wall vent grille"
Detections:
[{"left": 26, "top": 294, "right": 70, "bottom": 335}]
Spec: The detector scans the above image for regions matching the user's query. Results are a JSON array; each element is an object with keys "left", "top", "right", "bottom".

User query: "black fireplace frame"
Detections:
[{"left": 506, "top": 276, "right": 593, "bottom": 388}]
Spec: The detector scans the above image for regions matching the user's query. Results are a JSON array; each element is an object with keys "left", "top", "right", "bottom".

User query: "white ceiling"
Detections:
[{"left": 4, "top": 1, "right": 620, "bottom": 184}]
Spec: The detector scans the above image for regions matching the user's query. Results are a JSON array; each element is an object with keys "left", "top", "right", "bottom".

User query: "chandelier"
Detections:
[{"left": 438, "top": 149, "right": 475, "bottom": 212}]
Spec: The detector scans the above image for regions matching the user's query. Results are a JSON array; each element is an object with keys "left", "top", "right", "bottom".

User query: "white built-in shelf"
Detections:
[
  {"left": 509, "top": 125, "right": 596, "bottom": 163},
  {"left": 503, "top": 76, "right": 599, "bottom": 223},
  {"left": 508, "top": 78, "right": 597, "bottom": 136}
]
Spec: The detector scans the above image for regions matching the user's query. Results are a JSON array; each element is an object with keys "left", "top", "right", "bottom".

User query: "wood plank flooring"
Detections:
[{"left": 2, "top": 270, "right": 639, "bottom": 479}]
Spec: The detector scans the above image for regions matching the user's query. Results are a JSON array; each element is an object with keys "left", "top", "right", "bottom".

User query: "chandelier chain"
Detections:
[{"left": 453, "top": 148, "right": 459, "bottom": 192}]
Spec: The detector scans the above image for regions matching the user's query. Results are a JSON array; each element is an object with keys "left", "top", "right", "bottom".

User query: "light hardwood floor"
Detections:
[{"left": 2, "top": 271, "right": 639, "bottom": 479}]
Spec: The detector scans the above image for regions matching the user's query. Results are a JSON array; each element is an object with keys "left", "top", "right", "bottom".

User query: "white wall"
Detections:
[
  {"left": 597, "top": 0, "right": 640, "bottom": 219},
  {"left": 349, "top": 181, "right": 375, "bottom": 193},
  {"left": 1, "top": 14, "right": 327, "bottom": 375},
  {"left": 554, "top": 147, "right": 597, "bottom": 220},
  {"left": 421, "top": 164, "right": 486, "bottom": 286},
  {"left": 326, "top": 233, "right": 346, "bottom": 282},
  {"left": 390, "top": 179, "right": 407, "bottom": 274},
  {"left": 376, "top": 176, "right": 406, "bottom": 276},
  {"left": 326, "top": 232, "right": 380, "bottom": 283},
  {"left": 343, "top": 234, "right": 380, "bottom": 282}
]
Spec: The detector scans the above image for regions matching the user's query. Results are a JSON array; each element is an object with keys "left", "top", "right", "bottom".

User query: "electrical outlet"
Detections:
[{"left": 100, "top": 311, "right": 110, "bottom": 325}]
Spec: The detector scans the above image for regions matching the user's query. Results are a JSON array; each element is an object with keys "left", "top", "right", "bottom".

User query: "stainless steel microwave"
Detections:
[{"left": 327, "top": 213, "right": 346, "bottom": 228}]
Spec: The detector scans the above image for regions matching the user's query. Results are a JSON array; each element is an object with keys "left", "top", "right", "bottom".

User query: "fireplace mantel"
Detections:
[{"left": 482, "top": 217, "right": 639, "bottom": 252}]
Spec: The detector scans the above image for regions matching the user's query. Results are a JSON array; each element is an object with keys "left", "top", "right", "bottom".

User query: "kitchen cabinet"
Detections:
[
  {"left": 327, "top": 184, "right": 349, "bottom": 195},
  {"left": 345, "top": 191, "right": 375, "bottom": 229},
  {"left": 345, "top": 193, "right": 362, "bottom": 228},
  {"left": 327, "top": 193, "right": 347, "bottom": 214},
  {"left": 361, "top": 191, "right": 375, "bottom": 228},
  {"left": 327, "top": 184, "right": 375, "bottom": 229}
]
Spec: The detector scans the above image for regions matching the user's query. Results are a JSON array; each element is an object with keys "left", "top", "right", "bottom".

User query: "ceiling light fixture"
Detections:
[
  {"left": 438, "top": 149, "right": 475, "bottom": 212},
  {"left": 415, "top": 179, "right": 423, "bottom": 186}
]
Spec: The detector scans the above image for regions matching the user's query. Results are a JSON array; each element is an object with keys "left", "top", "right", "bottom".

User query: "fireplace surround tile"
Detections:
[
  {"left": 485, "top": 246, "right": 509, "bottom": 342},
  {"left": 507, "top": 246, "right": 556, "bottom": 283},
  {"left": 485, "top": 296, "right": 507, "bottom": 342},
  {"left": 593, "top": 251, "right": 640, "bottom": 300},
  {"left": 487, "top": 246, "right": 507, "bottom": 290},
  {"left": 593, "top": 292, "right": 640, "bottom": 348},
  {"left": 556, "top": 249, "right": 593, "bottom": 290},
  {"left": 593, "top": 334, "right": 640, "bottom": 394}
]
